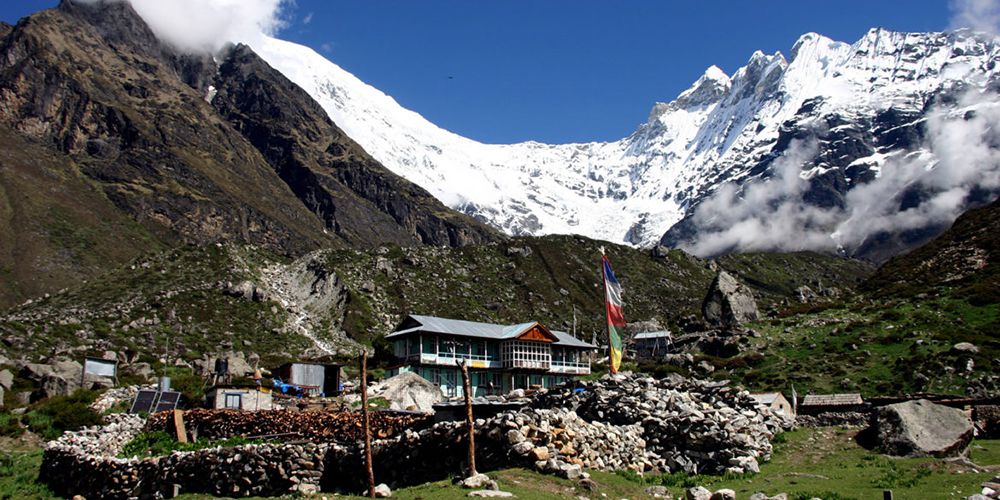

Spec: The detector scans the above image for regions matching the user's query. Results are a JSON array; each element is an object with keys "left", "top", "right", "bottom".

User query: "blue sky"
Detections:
[{"left": 2, "top": 1, "right": 954, "bottom": 144}]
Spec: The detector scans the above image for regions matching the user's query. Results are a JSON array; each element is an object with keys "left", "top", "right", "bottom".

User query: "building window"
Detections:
[
  {"left": 224, "top": 393, "right": 242, "bottom": 409},
  {"left": 422, "top": 336, "right": 436, "bottom": 355}
]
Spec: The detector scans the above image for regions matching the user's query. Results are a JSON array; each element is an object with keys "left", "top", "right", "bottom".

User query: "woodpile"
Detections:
[{"left": 145, "top": 409, "right": 432, "bottom": 444}]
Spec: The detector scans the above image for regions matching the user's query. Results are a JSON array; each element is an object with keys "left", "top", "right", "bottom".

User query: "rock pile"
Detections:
[
  {"left": 49, "top": 414, "right": 145, "bottom": 458},
  {"left": 90, "top": 386, "right": 143, "bottom": 414},
  {"left": 532, "top": 373, "right": 791, "bottom": 474},
  {"left": 487, "top": 408, "right": 647, "bottom": 475},
  {"left": 369, "top": 371, "right": 443, "bottom": 412}
]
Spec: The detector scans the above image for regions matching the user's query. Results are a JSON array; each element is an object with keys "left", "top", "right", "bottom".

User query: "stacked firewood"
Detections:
[{"left": 145, "top": 409, "right": 432, "bottom": 444}]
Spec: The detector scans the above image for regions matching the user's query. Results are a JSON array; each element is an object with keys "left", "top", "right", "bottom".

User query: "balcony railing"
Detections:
[
  {"left": 505, "top": 359, "right": 551, "bottom": 370},
  {"left": 550, "top": 360, "right": 591, "bottom": 374}
]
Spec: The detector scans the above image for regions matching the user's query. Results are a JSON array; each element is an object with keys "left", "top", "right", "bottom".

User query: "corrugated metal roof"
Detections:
[
  {"left": 634, "top": 331, "right": 671, "bottom": 340},
  {"left": 387, "top": 315, "right": 597, "bottom": 349},
  {"left": 751, "top": 392, "right": 782, "bottom": 405},
  {"left": 801, "top": 393, "right": 863, "bottom": 406},
  {"left": 551, "top": 329, "right": 597, "bottom": 348}
]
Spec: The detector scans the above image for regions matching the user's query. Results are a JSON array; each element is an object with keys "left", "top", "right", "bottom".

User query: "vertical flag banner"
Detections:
[{"left": 601, "top": 254, "right": 624, "bottom": 374}]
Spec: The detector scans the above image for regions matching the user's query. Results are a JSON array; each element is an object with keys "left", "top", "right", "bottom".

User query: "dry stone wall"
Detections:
[{"left": 42, "top": 374, "right": 791, "bottom": 498}]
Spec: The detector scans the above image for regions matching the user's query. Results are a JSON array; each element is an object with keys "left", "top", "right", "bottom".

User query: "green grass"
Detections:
[
  {"left": 614, "top": 428, "right": 1000, "bottom": 500},
  {"left": 716, "top": 292, "right": 1000, "bottom": 396},
  {"left": 0, "top": 450, "right": 56, "bottom": 500}
]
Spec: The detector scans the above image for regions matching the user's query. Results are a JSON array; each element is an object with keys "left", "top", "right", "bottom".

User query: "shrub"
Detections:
[
  {"left": 22, "top": 390, "right": 102, "bottom": 440},
  {"left": 0, "top": 413, "right": 23, "bottom": 438}
]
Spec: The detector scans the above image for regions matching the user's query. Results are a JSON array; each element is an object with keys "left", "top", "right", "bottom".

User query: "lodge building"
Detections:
[{"left": 387, "top": 315, "right": 597, "bottom": 397}]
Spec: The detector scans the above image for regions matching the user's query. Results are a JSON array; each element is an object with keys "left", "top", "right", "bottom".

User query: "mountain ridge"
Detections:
[
  {"left": 251, "top": 27, "right": 1000, "bottom": 261},
  {"left": 0, "top": 0, "right": 498, "bottom": 308}
]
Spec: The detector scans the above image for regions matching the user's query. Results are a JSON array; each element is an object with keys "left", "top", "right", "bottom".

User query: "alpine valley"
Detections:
[{"left": 0, "top": 2, "right": 998, "bottom": 498}]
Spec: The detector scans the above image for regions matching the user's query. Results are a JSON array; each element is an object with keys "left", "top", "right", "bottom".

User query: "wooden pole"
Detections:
[
  {"left": 456, "top": 359, "right": 477, "bottom": 477},
  {"left": 360, "top": 350, "right": 375, "bottom": 498}
]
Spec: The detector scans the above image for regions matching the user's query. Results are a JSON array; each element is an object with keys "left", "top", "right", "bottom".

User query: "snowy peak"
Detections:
[
  {"left": 673, "top": 65, "right": 732, "bottom": 109},
  {"left": 250, "top": 28, "right": 1000, "bottom": 253}
]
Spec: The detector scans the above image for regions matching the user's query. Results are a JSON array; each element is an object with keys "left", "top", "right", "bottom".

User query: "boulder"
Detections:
[
  {"left": 373, "top": 483, "right": 392, "bottom": 498},
  {"left": 467, "top": 491, "right": 514, "bottom": 498},
  {"left": 876, "top": 399, "right": 974, "bottom": 457},
  {"left": 0, "top": 369, "right": 13, "bottom": 390},
  {"left": 460, "top": 473, "right": 493, "bottom": 489},
  {"left": 702, "top": 271, "right": 759, "bottom": 327},
  {"left": 687, "top": 486, "right": 713, "bottom": 500},
  {"left": 21, "top": 359, "right": 84, "bottom": 399},
  {"left": 952, "top": 342, "right": 980, "bottom": 354},
  {"left": 194, "top": 352, "right": 255, "bottom": 378},
  {"left": 711, "top": 489, "right": 736, "bottom": 500},
  {"left": 377, "top": 372, "right": 443, "bottom": 413}
]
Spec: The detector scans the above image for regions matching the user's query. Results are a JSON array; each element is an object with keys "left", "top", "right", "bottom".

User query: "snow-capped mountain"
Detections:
[{"left": 250, "top": 28, "right": 1000, "bottom": 250}]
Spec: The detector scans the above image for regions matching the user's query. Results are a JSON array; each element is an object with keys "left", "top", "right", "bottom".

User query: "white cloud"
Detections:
[
  {"left": 950, "top": 0, "right": 1000, "bottom": 34},
  {"left": 72, "top": 0, "right": 292, "bottom": 54},
  {"left": 303, "top": 12, "right": 313, "bottom": 25},
  {"left": 678, "top": 87, "right": 1000, "bottom": 258}
]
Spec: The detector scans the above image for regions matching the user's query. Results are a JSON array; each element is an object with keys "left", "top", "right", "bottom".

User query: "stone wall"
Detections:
[{"left": 42, "top": 374, "right": 791, "bottom": 498}]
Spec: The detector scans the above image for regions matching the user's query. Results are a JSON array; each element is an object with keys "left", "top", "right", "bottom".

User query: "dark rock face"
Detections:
[
  {"left": 702, "top": 271, "right": 759, "bottom": 328},
  {"left": 875, "top": 399, "right": 974, "bottom": 457},
  {"left": 0, "top": 1, "right": 496, "bottom": 307},
  {"left": 211, "top": 45, "right": 497, "bottom": 248}
]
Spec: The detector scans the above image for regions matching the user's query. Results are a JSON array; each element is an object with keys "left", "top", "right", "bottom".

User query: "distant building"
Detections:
[
  {"left": 272, "top": 362, "right": 343, "bottom": 397},
  {"left": 751, "top": 392, "right": 795, "bottom": 416},
  {"left": 207, "top": 386, "right": 273, "bottom": 411},
  {"left": 632, "top": 331, "right": 672, "bottom": 360},
  {"left": 386, "top": 315, "right": 597, "bottom": 398},
  {"left": 799, "top": 393, "right": 865, "bottom": 415}
]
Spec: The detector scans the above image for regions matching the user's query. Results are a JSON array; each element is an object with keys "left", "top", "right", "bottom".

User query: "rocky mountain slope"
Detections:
[
  {"left": 864, "top": 195, "right": 999, "bottom": 301},
  {"left": 0, "top": 236, "right": 871, "bottom": 367},
  {"left": 251, "top": 28, "right": 1000, "bottom": 260},
  {"left": 715, "top": 196, "right": 1000, "bottom": 397},
  {"left": 0, "top": 0, "right": 496, "bottom": 308}
]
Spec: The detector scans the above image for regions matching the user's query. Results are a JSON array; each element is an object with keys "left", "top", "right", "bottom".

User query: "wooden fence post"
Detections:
[
  {"left": 361, "top": 350, "right": 375, "bottom": 498},
  {"left": 457, "top": 359, "right": 477, "bottom": 477}
]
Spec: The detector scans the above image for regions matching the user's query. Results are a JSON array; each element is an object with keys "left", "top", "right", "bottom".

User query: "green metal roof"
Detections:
[{"left": 387, "top": 314, "right": 596, "bottom": 349}]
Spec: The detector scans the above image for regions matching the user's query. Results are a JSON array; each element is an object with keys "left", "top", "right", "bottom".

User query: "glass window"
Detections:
[
  {"left": 422, "top": 336, "right": 436, "bottom": 354},
  {"left": 224, "top": 393, "right": 241, "bottom": 409}
]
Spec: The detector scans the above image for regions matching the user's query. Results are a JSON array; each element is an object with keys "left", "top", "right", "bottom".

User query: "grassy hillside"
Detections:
[
  {"left": 0, "top": 245, "right": 304, "bottom": 366},
  {"left": 0, "top": 236, "right": 872, "bottom": 368},
  {"left": 713, "top": 198, "right": 1000, "bottom": 396},
  {"left": 719, "top": 293, "right": 999, "bottom": 396},
  {"left": 0, "top": 126, "right": 166, "bottom": 308}
]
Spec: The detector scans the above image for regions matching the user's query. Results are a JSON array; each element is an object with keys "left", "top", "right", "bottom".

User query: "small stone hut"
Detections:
[
  {"left": 207, "top": 386, "right": 273, "bottom": 411},
  {"left": 751, "top": 392, "right": 794, "bottom": 416}
]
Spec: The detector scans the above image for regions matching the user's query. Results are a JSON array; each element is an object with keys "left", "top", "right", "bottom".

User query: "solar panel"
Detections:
[
  {"left": 130, "top": 390, "right": 159, "bottom": 414},
  {"left": 153, "top": 391, "right": 182, "bottom": 413}
]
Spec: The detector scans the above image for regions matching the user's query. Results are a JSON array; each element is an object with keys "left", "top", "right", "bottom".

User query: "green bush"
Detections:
[
  {"left": 21, "top": 390, "right": 102, "bottom": 440},
  {"left": 0, "top": 413, "right": 23, "bottom": 438},
  {"left": 162, "top": 366, "right": 206, "bottom": 406}
]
